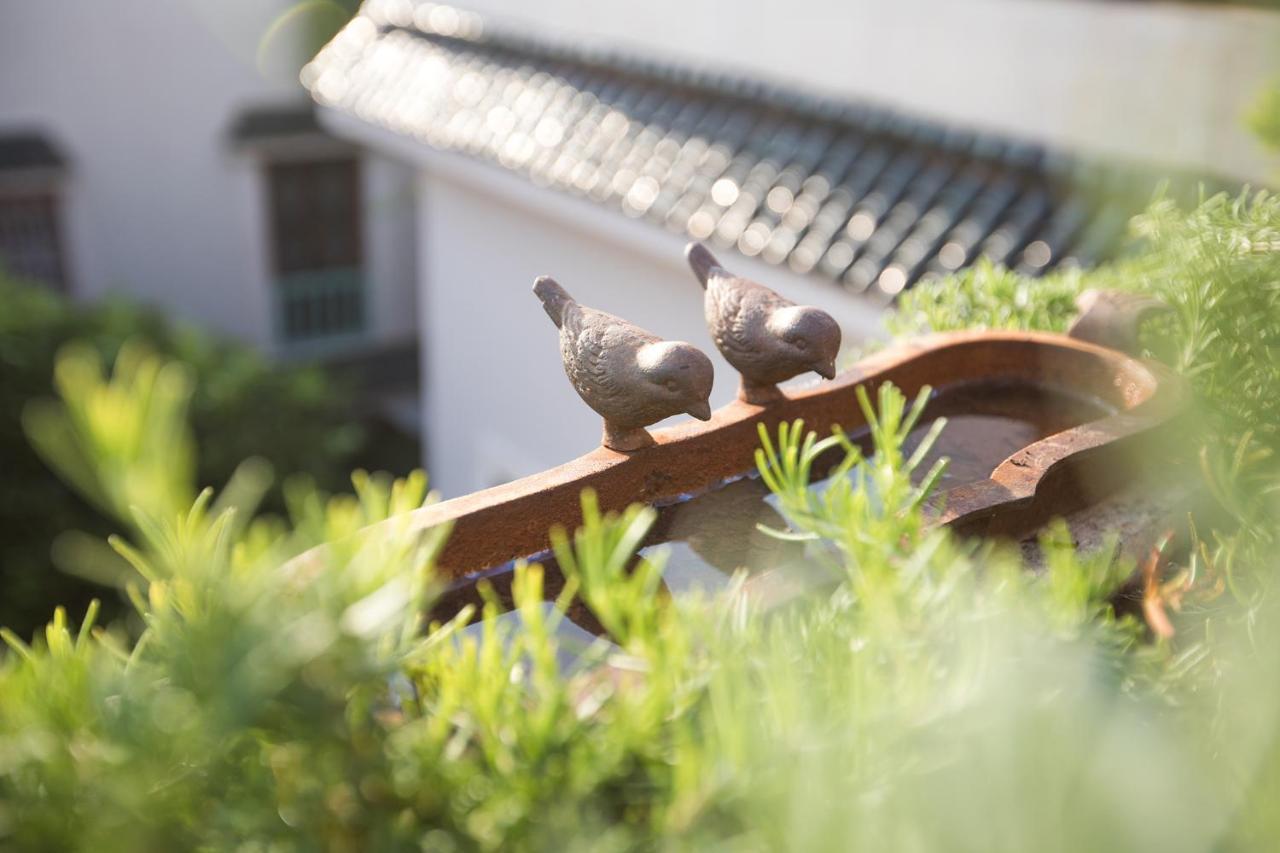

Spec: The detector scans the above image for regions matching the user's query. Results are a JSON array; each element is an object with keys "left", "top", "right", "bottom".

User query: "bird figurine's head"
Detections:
[
  {"left": 768, "top": 305, "right": 841, "bottom": 380},
  {"left": 637, "top": 340, "right": 715, "bottom": 421}
]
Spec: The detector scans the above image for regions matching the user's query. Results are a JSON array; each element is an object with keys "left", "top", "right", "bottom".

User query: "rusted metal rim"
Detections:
[{"left": 308, "top": 330, "right": 1184, "bottom": 582}]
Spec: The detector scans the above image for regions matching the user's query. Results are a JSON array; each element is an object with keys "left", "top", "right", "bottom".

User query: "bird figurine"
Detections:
[
  {"left": 685, "top": 242, "right": 842, "bottom": 404},
  {"left": 1067, "top": 290, "right": 1170, "bottom": 356},
  {"left": 533, "top": 276, "right": 715, "bottom": 451}
]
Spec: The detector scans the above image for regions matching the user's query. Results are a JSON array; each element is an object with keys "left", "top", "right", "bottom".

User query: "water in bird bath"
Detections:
[
  {"left": 431, "top": 379, "right": 1115, "bottom": 632},
  {"left": 898, "top": 379, "right": 1115, "bottom": 492}
]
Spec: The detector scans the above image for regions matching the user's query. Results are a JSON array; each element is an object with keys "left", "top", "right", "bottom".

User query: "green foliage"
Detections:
[
  {"left": 1247, "top": 78, "right": 1280, "bottom": 154},
  {"left": 890, "top": 258, "right": 1087, "bottom": 335},
  {"left": 1118, "top": 192, "right": 1280, "bottom": 448},
  {"left": 549, "top": 492, "right": 660, "bottom": 647},
  {"left": 891, "top": 189, "right": 1280, "bottom": 614},
  {"left": 3, "top": 190, "right": 1280, "bottom": 848},
  {"left": 755, "top": 384, "right": 947, "bottom": 564},
  {"left": 891, "top": 189, "right": 1280, "bottom": 452},
  {"left": 0, "top": 273, "right": 413, "bottom": 637},
  {"left": 23, "top": 341, "right": 196, "bottom": 524},
  {"left": 2, "top": 331, "right": 1279, "bottom": 850}
]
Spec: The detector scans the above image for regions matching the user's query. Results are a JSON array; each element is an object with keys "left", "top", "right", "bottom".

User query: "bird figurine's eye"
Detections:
[
  {"left": 665, "top": 379, "right": 680, "bottom": 392},
  {"left": 795, "top": 338, "right": 809, "bottom": 351}
]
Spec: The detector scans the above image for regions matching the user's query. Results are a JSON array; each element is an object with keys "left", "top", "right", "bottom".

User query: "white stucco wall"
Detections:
[
  {"left": 363, "top": 155, "right": 420, "bottom": 343},
  {"left": 460, "top": 0, "right": 1280, "bottom": 183},
  {"left": 0, "top": 0, "right": 417, "bottom": 351}
]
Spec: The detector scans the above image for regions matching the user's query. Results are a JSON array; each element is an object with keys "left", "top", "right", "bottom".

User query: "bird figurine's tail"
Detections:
[
  {"left": 685, "top": 242, "right": 724, "bottom": 290},
  {"left": 533, "top": 276, "right": 574, "bottom": 328}
]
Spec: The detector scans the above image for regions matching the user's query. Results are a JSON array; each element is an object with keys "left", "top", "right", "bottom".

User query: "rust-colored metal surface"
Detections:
[
  {"left": 1067, "top": 289, "right": 1172, "bottom": 355},
  {"left": 375, "top": 329, "right": 1183, "bottom": 583}
]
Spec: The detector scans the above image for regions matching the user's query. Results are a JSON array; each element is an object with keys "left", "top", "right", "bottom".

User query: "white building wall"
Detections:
[
  {"left": 0, "top": 0, "right": 417, "bottom": 351},
  {"left": 461, "top": 0, "right": 1280, "bottom": 183},
  {"left": 363, "top": 156, "right": 420, "bottom": 342}
]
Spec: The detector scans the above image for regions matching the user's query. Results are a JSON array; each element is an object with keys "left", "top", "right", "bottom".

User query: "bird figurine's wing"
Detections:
[
  {"left": 563, "top": 303, "right": 656, "bottom": 408},
  {"left": 688, "top": 241, "right": 793, "bottom": 367},
  {"left": 562, "top": 303, "right": 609, "bottom": 390},
  {"left": 708, "top": 275, "right": 791, "bottom": 366},
  {"left": 536, "top": 276, "right": 625, "bottom": 405}
]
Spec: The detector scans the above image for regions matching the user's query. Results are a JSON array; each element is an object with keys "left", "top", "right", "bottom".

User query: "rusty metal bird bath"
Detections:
[
  {"left": 368, "top": 328, "right": 1183, "bottom": 614},
  {"left": 283, "top": 262, "right": 1186, "bottom": 635}
]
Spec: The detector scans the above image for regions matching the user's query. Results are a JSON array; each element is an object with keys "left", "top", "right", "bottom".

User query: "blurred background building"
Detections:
[
  {"left": 0, "top": 0, "right": 416, "bottom": 361},
  {"left": 4, "top": 0, "right": 1277, "bottom": 497}
]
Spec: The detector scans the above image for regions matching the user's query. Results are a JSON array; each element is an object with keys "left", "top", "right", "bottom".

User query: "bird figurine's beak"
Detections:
[
  {"left": 813, "top": 360, "right": 838, "bottom": 381},
  {"left": 686, "top": 400, "right": 713, "bottom": 421}
]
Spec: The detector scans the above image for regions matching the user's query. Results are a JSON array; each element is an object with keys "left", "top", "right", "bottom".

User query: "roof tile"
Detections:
[{"left": 306, "top": 1, "right": 1222, "bottom": 295}]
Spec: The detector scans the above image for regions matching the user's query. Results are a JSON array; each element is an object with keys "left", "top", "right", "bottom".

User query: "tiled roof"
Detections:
[{"left": 304, "top": 1, "right": 1161, "bottom": 299}]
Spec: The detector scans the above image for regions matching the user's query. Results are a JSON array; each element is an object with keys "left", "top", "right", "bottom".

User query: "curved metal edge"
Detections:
[{"left": 934, "top": 355, "right": 1186, "bottom": 536}]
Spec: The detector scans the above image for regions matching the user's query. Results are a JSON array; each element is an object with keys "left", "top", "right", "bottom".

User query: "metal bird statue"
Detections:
[
  {"left": 1067, "top": 289, "right": 1170, "bottom": 356},
  {"left": 685, "top": 242, "right": 841, "bottom": 404},
  {"left": 534, "top": 276, "right": 714, "bottom": 451}
]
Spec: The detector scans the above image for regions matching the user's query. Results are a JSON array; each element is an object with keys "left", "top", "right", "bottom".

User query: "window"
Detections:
[
  {"left": 0, "top": 192, "right": 65, "bottom": 289},
  {"left": 266, "top": 156, "right": 365, "bottom": 344},
  {"left": 0, "top": 133, "right": 68, "bottom": 290}
]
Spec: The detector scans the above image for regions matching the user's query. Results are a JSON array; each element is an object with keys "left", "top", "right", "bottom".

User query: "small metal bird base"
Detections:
[
  {"left": 533, "top": 276, "right": 714, "bottom": 453},
  {"left": 738, "top": 378, "right": 787, "bottom": 406},
  {"left": 602, "top": 423, "right": 657, "bottom": 452}
]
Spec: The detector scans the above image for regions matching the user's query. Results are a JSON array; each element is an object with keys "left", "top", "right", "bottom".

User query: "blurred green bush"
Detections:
[
  {"left": 1, "top": 192, "right": 1279, "bottom": 850},
  {"left": 1, "top": 320, "right": 1277, "bottom": 850},
  {"left": 0, "top": 273, "right": 412, "bottom": 636}
]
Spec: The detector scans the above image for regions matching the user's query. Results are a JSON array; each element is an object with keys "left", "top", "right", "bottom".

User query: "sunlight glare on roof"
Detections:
[
  {"left": 739, "top": 223, "right": 771, "bottom": 255},
  {"left": 688, "top": 211, "right": 716, "bottom": 239},
  {"left": 534, "top": 117, "right": 564, "bottom": 147},
  {"left": 824, "top": 242, "right": 854, "bottom": 270},
  {"left": 344, "top": 15, "right": 377, "bottom": 47},
  {"left": 938, "top": 241, "right": 966, "bottom": 270},
  {"left": 383, "top": 0, "right": 413, "bottom": 28},
  {"left": 878, "top": 265, "right": 908, "bottom": 294},
  {"left": 1023, "top": 240, "right": 1052, "bottom": 269},
  {"left": 316, "top": 69, "right": 350, "bottom": 103},
  {"left": 846, "top": 211, "right": 875, "bottom": 241},
  {"left": 428, "top": 4, "right": 462, "bottom": 36},
  {"left": 487, "top": 105, "right": 516, "bottom": 135},
  {"left": 601, "top": 110, "right": 629, "bottom": 137},
  {"left": 766, "top": 186, "right": 793, "bottom": 214},
  {"left": 789, "top": 246, "right": 817, "bottom": 273},
  {"left": 710, "top": 178, "right": 739, "bottom": 206},
  {"left": 627, "top": 176, "right": 660, "bottom": 210}
]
